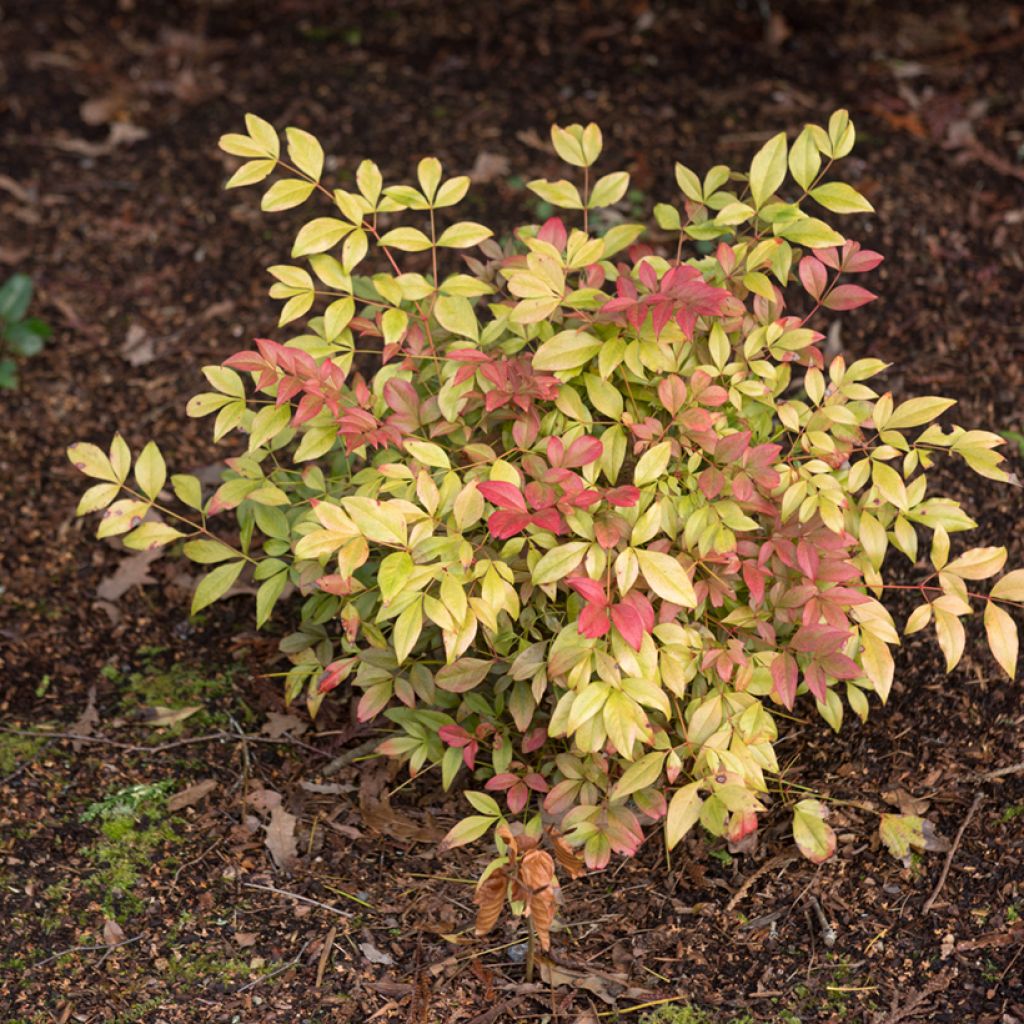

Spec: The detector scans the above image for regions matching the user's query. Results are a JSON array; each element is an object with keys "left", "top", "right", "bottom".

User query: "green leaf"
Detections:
[
  {"left": 588, "top": 171, "right": 630, "bottom": 208},
  {"left": 788, "top": 127, "right": 821, "bottom": 191},
  {"left": 183, "top": 539, "right": 242, "bottom": 564},
  {"left": 171, "top": 474, "right": 202, "bottom": 510},
  {"left": 377, "top": 227, "right": 433, "bottom": 252},
  {"left": 532, "top": 541, "right": 590, "bottom": 585},
  {"left": 674, "top": 163, "right": 702, "bottom": 203},
  {"left": 435, "top": 658, "right": 492, "bottom": 693},
  {"left": 134, "top": 441, "right": 167, "bottom": 500},
  {"left": 654, "top": 203, "right": 681, "bottom": 230},
  {"left": 611, "top": 751, "right": 667, "bottom": 800},
  {"left": 256, "top": 571, "right": 288, "bottom": 628},
  {"left": 792, "top": 799, "right": 836, "bottom": 863},
  {"left": 225, "top": 159, "right": 276, "bottom": 189},
  {"left": 262, "top": 179, "right": 316, "bottom": 212},
  {"left": 636, "top": 549, "right": 696, "bottom": 608},
  {"left": 67, "top": 442, "right": 117, "bottom": 482},
  {"left": 404, "top": 440, "right": 450, "bottom": 469},
  {"left": 434, "top": 294, "right": 479, "bottom": 340},
  {"left": 526, "top": 179, "right": 583, "bottom": 210},
  {"left": 123, "top": 522, "right": 187, "bottom": 551},
  {"left": 244, "top": 114, "right": 280, "bottom": 158},
  {"left": 633, "top": 441, "right": 671, "bottom": 486},
  {"left": 381, "top": 307, "right": 409, "bottom": 347},
  {"left": 465, "top": 791, "right": 502, "bottom": 816},
  {"left": 76, "top": 482, "right": 120, "bottom": 515},
  {"left": 0, "top": 273, "right": 33, "bottom": 322},
  {"left": 379, "top": 551, "right": 414, "bottom": 602},
  {"left": 665, "top": 781, "right": 703, "bottom": 849},
  {"left": 778, "top": 218, "right": 845, "bottom": 248},
  {"left": 291, "top": 217, "right": 351, "bottom": 257},
  {"left": 341, "top": 496, "right": 407, "bottom": 546},
  {"left": 285, "top": 127, "right": 324, "bottom": 181},
  {"left": 393, "top": 597, "right": 423, "bottom": 664},
  {"left": 191, "top": 560, "right": 245, "bottom": 615},
  {"left": 749, "top": 132, "right": 788, "bottom": 208},
  {"left": 5, "top": 321, "right": 47, "bottom": 356},
  {"left": 439, "top": 815, "right": 497, "bottom": 850},
  {"left": 248, "top": 404, "right": 292, "bottom": 451},
  {"left": 532, "top": 330, "right": 602, "bottom": 372},
  {"left": 437, "top": 221, "right": 493, "bottom": 248},
  {"left": 810, "top": 182, "right": 874, "bottom": 214}
]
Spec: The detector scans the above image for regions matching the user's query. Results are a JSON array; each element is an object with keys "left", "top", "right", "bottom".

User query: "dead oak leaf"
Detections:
[
  {"left": 265, "top": 804, "right": 299, "bottom": 872},
  {"left": 167, "top": 778, "right": 218, "bottom": 812},
  {"left": 261, "top": 712, "right": 308, "bottom": 739}
]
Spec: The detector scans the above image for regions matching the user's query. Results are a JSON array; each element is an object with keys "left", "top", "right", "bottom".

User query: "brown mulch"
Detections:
[{"left": 1, "top": 1, "right": 1022, "bottom": 1021}]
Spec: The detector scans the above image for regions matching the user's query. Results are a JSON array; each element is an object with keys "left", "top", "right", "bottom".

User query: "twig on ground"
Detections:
[
  {"left": 982, "top": 760, "right": 1024, "bottom": 781},
  {"left": 0, "top": 726, "right": 330, "bottom": 759},
  {"left": 808, "top": 896, "right": 837, "bottom": 948},
  {"left": 241, "top": 881, "right": 353, "bottom": 919},
  {"left": 323, "top": 735, "right": 381, "bottom": 776},
  {"left": 315, "top": 925, "right": 337, "bottom": 989},
  {"left": 922, "top": 792, "right": 984, "bottom": 913},
  {"left": 29, "top": 934, "right": 143, "bottom": 971}
]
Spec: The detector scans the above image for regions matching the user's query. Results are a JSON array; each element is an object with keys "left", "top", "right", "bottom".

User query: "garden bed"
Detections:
[{"left": 1, "top": 2, "right": 1022, "bottom": 1021}]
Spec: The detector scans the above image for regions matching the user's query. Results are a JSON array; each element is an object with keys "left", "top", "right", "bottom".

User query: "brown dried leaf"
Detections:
[
  {"left": 261, "top": 712, "right": 308, "bottom": 739},
  {"left": 102, "top": 918, "right": 126, "bottom": 945},
  {"left": 265, "top": 804, "right": 299, "bottom": 871},
  {"left": 234, "top": 931, "right": 258, "bottom": 948},
  {"left": 549, "top": 831, "right": 586, "bottom": 880},
  {"left": 96, "top": 549, "right": 161, "bottom": 602},
  {"left": 71, "top": 686, "right": 100, "bottom": 752},
  {"left": 140, "top": 705, "right": 201, "bottom": 727},
  {"left": 527, "top": 887, "right": 556, "bottom": 951},
  {"left": 469, "top": 152, "right": 510, "bottom": 184},
  {"left": 473, "top": 871, "right": 507, "bottom": 937},
  {"left": 519, "top": 849, "right": 554, "bottom": 892},
  {"left": 120, "top": 323, "right": 157, "bottom": 367},
  {"left": 167, "top": 778, "right": 217, "bottom": 812},
  {"left": 536, "top": 958, "right": 631, "bottom": 1004}
]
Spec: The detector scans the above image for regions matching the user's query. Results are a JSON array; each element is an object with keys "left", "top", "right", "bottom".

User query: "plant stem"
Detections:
[{"left": 525, "top": 917, "right": 536, "bottom": 983}]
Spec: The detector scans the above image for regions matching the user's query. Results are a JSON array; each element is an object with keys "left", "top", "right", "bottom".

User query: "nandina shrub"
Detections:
[{"left": 71, "top": 112, "right": 1023, "bottom": 947}]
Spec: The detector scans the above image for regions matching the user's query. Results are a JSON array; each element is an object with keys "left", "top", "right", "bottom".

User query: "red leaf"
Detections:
[
  {"left": 798, "top": 256, "right": 827, "bottom": 300},
  {"left": 823, "top": 284, "right": 877, "bottom": 311},
  {"left": 478, "top": 481, "right": 527, "bottom": 512},
  {"left": 488, "top": 509, "right": 531, "bottom": 539}
]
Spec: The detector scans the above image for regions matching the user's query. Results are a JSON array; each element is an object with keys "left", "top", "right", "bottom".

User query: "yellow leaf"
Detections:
[
  {"left": 636, "top": 549, "right": 696, "bottom": 608},
  {"left": 984, "top": 601, "right": 1018, "bottom": 678},
  {"left": 945, "top": 546, "right": 1007, "bottom": 580},
  {"left": 933, "top": 607, "right": 965, "bottom": 673}
]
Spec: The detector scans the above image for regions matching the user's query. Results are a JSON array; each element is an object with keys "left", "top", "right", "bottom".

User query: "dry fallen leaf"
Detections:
[
  {"left": 96, "top": 549, "right": 161, "bottom": 602},
  {"left": 234, "top": 931, "right": 258, "bottom": 948},
  {"left": 140, "top": 705, "right": 202, "bottom": 727},
  {"left": 72, "top": 686, "right": 101, "bottom": 752},
  {"left": 167, "top": 779, "right": 218, "bottom": 812},
  {"left": 261, "top": 712, "right": 308, "bottom": 739},
  {"left": 470, "top": 151, "right": 510, "bottom": 184},
  {"left": 265, "top": 804, "right": 299, "bottom": 871},
  {"left": 120, "top": 323, "right": 157, "bottom": 366},
  {"left": 103, "top": 918, "right": 126, "bottom": 945},
  {"left": 359, "top": 941, "right": 395, "bottom": 966},
  {"left": 537, "top": 957, "right": 635, "bottom": 1005}
]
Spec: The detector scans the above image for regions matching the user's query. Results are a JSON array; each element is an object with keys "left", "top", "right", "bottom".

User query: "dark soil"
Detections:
[{"left": 1, "top": 2, "right": 1023, "bottom": 1022}]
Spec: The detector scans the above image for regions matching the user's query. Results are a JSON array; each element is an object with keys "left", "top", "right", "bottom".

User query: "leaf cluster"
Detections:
[{"left": 70, "top": 112, "right": 1023, "bottom": 916}]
